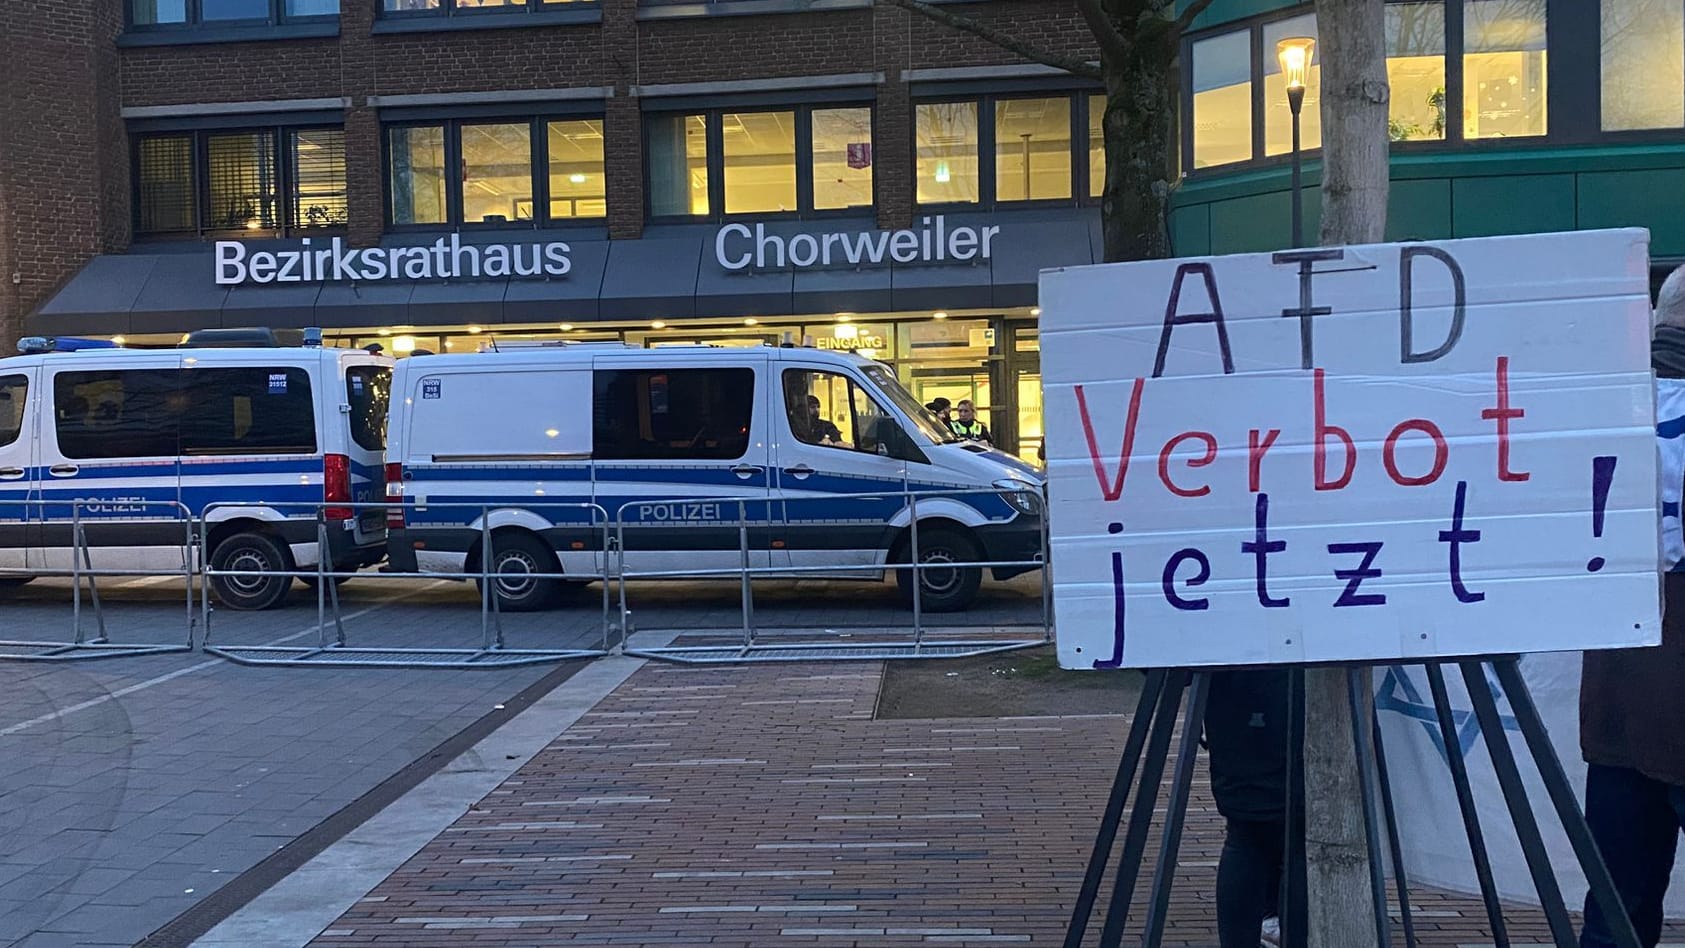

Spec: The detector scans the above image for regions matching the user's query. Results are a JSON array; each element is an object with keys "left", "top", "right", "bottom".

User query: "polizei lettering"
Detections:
[
  {"left": 215, "top": 235, "right": 571, "bottom": 286},
  {"left": 715, "top": 216, "right": 1001, "bottom": 272},
  {"left": 635, "top": 502, "right": 724, "bottom": 522}
]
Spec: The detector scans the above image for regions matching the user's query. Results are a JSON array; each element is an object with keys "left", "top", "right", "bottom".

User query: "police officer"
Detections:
[{"left": 949, "top": 398, "right": 991, "bottom": 445}]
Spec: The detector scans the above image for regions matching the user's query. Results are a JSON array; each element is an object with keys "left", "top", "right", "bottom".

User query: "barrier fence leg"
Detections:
[
  {"left": 615, "top": 526, "right": 631, "bottom": 654},
  {"left": 1369, "top": 697, "right": 1418, "bottom": 948},
  {"left": 1347, "top": 667, "right": 1395, "bottom": 948},
  {"left": 315, "top": 517, "right": 330, "bottom": 650},
  {"left": 1063, "top": 668, "right": 1169, "bottom": 948},
  {"left": 1493, "top": 659, "right": 1645, "bottom": 948},
  {"left": 480, "top": 511, "right": 495, "bottom": 652},
  {"left": 1459, "top": 661, "right": 1578, "bottom": 948},
  {"left": 183, "top": 516, "right": 197, "bottom": 650},
  {"left": 908, "top": 494, "right": 922, "bottom": 652},
  {"left": 1098, "top": 669, "right": 1190, "bottom": 948},
  {"left": 71, "top": 508, "right": 84, "bottom": 645},
  {"left": 1283, "top": 667, "right": 1309, "bottom": 948},
  {"left": 1425, "top": 663, "right": 1510, "bottom": 948},
  {"left": 200, "top": 526, "right": 214, "bottom": 650},
  {"left": 599, "top": 512, "right": 612, "bottom": 654},
  {"left": 738, "top": 501, "right": 754, "bottom": 657},
  {"left": 320, "top": 521, "right": 346, "bottom": 648},
  {"left": 1141, "top": 672, "right": 1210, "bottom": 948}
]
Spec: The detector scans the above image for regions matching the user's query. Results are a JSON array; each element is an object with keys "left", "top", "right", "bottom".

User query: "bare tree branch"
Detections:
[
  {"left": 1077, "top": 0, "right": 1129, "bottom": 60},
  {"left": 1173, "top": 0, "right": 1218, "bottom": 34},
  {"left": 876, "top": 0, "right": 1104, "bottom": 80}
]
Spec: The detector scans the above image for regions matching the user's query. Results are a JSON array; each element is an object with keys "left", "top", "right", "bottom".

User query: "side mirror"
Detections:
[{"left": 879, "top": 423, "right": 926, "bottom": 464}]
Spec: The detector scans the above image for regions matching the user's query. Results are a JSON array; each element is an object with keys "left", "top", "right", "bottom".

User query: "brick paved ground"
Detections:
[{"left": 311, "top": 661, "right": 1685, "bottom": 948}]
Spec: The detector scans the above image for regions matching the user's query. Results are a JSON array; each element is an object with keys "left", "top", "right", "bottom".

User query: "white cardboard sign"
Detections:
[{"left": 1040, "top": 229, "right": 1661, "bottom": 669}]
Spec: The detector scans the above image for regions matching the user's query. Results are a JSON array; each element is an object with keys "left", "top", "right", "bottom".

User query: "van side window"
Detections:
[
  {"left": 593, "top": 368, "right": 754, "bottom": 461},
  {"left": 346, "top": 366, "right": 391, "bottom": 452},
  {"left": 53, "top": 370, "right": 182, "bottom": 460},
  {"left": 782, "top": 369, "right": 895, "bottom": 456},
  {"left": 0, "top": 375, "right": 25, "bottom": 449},
  {"left": 180, "top": 368, "right": 317, "bottom": 456}
]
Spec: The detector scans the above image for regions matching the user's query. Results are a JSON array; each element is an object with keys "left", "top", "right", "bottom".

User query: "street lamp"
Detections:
[{"left": 1277, "top": 36, "right": 1315, "bottom": 248}]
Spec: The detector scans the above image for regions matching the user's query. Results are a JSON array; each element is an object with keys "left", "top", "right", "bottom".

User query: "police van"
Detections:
[
  {"left": 0, "top": 330, "right": 392, "bottom": 610},
  {"left": 383, "top": 342, "right": 1045, "bottom": 612}
]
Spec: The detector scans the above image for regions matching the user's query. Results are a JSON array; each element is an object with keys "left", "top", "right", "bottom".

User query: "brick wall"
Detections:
[{"left": 3, "top": 0, "right": 1095, "bottom": 333}]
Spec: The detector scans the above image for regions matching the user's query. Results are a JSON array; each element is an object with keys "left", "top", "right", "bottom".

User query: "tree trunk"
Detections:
[
  {"left": 1304, "top": 2, "right": 1390, "bottom": 947},
  {"left": 1098, "top": 29, "right": 1178, "bottom": 263}
]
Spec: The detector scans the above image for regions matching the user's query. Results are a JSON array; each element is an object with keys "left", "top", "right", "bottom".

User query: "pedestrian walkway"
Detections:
[{"left": 266, "top": 660, "right": 1683, "bottom": 947}]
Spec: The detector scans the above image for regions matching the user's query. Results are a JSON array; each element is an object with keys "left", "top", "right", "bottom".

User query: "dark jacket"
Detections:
[
  {"left": 1204, "top": 670, "right": 1290, "bottom": 821},
  {"left": 1579, "top": 328, "right": 1685, "bottom": 787}
]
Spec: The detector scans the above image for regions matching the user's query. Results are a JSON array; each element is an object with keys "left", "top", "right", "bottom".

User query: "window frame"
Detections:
[
  {"left": 382, "top": 113, "right": 608, "bottom": 230},
  {"left": 1179, "top": 0, "right": 1685, "bottom": 177},
  {"left": 377, "top": 0, "right": 595, "bottom": 21},
  {"left": 130, "top": 125, "right": 348, "bottom": 240},
  {"left": 125, "top": 0, "right": 336, "bottom": 31},
  {"left": 590, "top": 367, "right": 756, "bottom": 462},
  {"left": 912, "top": 91, "right": 1102, "bottom": 211},
  {"left": 642, "top": 103, "right": 878, "bottom": 224}
]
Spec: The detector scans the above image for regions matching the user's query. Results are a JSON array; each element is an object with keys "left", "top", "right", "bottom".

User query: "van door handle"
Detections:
[
  {"left": 730, "top": 464, "right": 764, "bottom": 479},
  {"left": 49, "top": 465, "right": 79, "bottom": 478},
  {"left": 783, "top": 464, "right": 814, "bottom": 480},
  {"left": 0, "top": 468, "right": 23, "bottom": 480}
]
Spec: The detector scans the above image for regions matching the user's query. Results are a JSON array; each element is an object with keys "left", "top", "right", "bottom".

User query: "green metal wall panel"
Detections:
[
  {"left": 1578, "top": 168, "right": 1685, "bottom": 259},
  {"left": 1386, "top": 178, "right": 1452, "bottom": 242},
  {"left": 1181, "top": 0, "right": 1301, "bottom": 31},
  {"left": 1207, "top": 187, "right": 1321, "bottom": 254},
  {"left": 1450, "top": 174, "right": 1577, "bottom": 238},
  {"left": 1169, "top": 203, "right": 1213, "bottom": 257}
]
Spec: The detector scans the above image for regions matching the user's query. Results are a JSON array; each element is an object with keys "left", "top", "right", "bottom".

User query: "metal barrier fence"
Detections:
[
  {"left": 611, "top": 486, "right": 1052, "bottom": 664},
  {"left": 0, "top": 499, "right": 196, "bottom": 660},
  {"left": 199, "top": 501, "right": 612, "bottom": 668}
]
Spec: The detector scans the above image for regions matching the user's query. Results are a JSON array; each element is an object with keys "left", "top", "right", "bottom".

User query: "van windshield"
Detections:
[
  {"left": 346, "top": 366, "right": 391, "bottom": 452},
  {"left": 859, "top": 364, "right": 959, "bottom": 445}
]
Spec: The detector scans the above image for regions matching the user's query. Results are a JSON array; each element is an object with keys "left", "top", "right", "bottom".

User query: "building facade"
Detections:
[{"left": 2, "top": 0, "right": 1682, "bottom": 462}]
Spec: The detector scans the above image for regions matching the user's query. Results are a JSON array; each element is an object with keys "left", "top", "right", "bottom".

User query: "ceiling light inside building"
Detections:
[
  {"left": 570, "top": 173, "right": 587, "bottom": 184},
  {"left": 393, "top": 336, "right": 417, "bottom": 354},
  {"left": 651, "top": 321, "right": 666, "bottom": 329},
  {"left": 935, "top": 162, "right": 951, "bottom": 184},
  {"left": 559, "top": 323, "right": 574, "bottom": 331},
  {"left": 932, "top": 312, "right": 948, "bottom": 320},
  {"left": 1030, "top": 307, "right": 1041, "bottom": 316},
  {"left": 467, "top": 325, "right": 483, "bottom": 334}
]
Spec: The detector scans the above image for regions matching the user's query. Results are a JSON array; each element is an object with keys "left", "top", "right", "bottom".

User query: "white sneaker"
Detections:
[{"left": 1260, "top": 916, "right": 1281, "bottom": 948}]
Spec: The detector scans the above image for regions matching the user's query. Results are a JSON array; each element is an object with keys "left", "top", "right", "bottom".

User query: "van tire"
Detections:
[
  {"left": 476, "top": 531, "right": 564, "bottom": 612},
  {"left": 894, "top": 525, "right": 982, "bottom": 613},
  {"left": 210, "top": 532, "right": 295, "bottom": 611}
]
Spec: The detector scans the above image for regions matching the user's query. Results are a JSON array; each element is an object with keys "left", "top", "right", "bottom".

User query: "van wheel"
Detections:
[
  {"left": 476, "top": 532, "right": 563, "bottom": 612},
  {"left": 211, "top": 532, "right": 295, "bottom": 611},
  {"left": 895, "top": 526, "right": 983, "bottom": 613}
]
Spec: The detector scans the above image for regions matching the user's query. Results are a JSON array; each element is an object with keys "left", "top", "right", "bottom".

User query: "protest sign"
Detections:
[{"left": 1040, "top": 229, "right": 1660, "bottom": 669}]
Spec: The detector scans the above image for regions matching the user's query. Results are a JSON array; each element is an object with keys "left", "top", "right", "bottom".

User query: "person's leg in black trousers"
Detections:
[
  {"left": 1581, "top": 763, "right": 1679, "bottom": 948},
  {"left": 1218, "top": 817, "right": 1287, "bottom": 948}
]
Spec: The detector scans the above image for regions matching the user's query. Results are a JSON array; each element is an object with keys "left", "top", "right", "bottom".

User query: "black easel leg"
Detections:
[
  {"left": 1283, "top": 666, "right": 1308, "bottom": 948},
  {"left": 1460, "top": 661, "right": 1578, "bottom": 948},
  {"left": 1064, "top": 669, "right": 1169, "bottom": 948},
  {"left": 1425, "top": 663, "right": 1510, "bottom": 948},
  {"left": 1348, "top": 667, "right": 1395, "bottom": 948},
  {"left": 1370, "top": 696, "right": 1418, "bottom": 948},
  {"left": 1142, "top": 672, "right": 1211, "bottom": 948},
  {"left": 1098, "top": 669, "right": 1190, "bottom": 948},
  {"left": 1492, "top": 658, "right": 1644, "bottom": 948}
]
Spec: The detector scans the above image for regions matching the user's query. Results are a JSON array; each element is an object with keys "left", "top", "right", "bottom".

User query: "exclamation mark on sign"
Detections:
[{"left": 1587, "top": 455, "right": 1617, "bottom": 573}]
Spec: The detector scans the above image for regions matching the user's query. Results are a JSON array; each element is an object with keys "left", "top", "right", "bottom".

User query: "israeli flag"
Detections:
[{"left": 1659, "top": 377, "right": 1685, "bottom": 571}]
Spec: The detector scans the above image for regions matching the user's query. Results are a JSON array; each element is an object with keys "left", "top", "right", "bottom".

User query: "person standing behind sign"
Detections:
[
  {"left": 1205, "top": 669, "right": 1291, "bottom": 948},
  {"left": 1579, "top": 264, "right": 1685, "bottom": 948},
  {"left": 949, "top": 399, "right": 992, "bottom": 445}
]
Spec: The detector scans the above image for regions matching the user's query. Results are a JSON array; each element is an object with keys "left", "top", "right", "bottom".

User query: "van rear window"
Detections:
[
  {"left": 181, "top": 368, "right": 317, "bottom": 456},
  {"left": 53, "top": 369, "right": 183, "bottom": 460},
  {"left": 346, "top": 366, "right": 391, "bottom": 452},
  {"left": 593, "top": 368, "right": 754, "bottom": 461}
]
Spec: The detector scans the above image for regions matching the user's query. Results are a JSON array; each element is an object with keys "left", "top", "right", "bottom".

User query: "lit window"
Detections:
[
  {"left": 722, "top": 110, "right": 796, "bottom": 214},
  {"left": 293, "top": 129, "right": 348, "bottom": 229},
  {"left": 1088, "top": 95, "right": 1104, "bottom": 198},
  {"left": 995, "top": 97, "right": 1072, "bottom": 202},
  {"left": 381, "top": 0, "right": 587, "bottom": 14},
  {"left": 547, "top": 119, "right": 606, "bottom": 219},
  {"left": 137, "top": 135, "right": 196, "bottom": 235},
  {"left": 1192, "top": 30, "right": 1252, "bottom": 168},
  {"left": 648, "top": 113, "right": 709, "bottom": 217},
  {"left": 1464, "top": 0, "right": 1547, "bottom": 139},
  {"left": 460, "top": 123, "right": 533, "bottom": 224},
  {"left": 128, "top": 0, "right": 336, "bottom": 27},
  {"left": 1602, "top": 0, "right": 1685, "bottom": 131},
  {"left": 388, "top": 126, "right": 447, "bottom": 226},
  {"left": 916, "top": 102, "right": 980, "bottom": 204},
  {"left": 206, "top": 132, "right": 278, "bottom": 232},
  {"left": 1264, "top": 14, "right": 1321, "bottom": 155},
  {"left": 1386, "top": 3, "right": 1448, "bottom": 141},
  {"left": 811, "top": 107, "right": 873, "bottom": 211}
]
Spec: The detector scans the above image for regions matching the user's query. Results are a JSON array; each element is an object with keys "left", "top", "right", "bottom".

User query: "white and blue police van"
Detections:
[
  {"left": 0, "top": 330, "right": 392, "bottom": 610},
  {"left": 383, "top": 342, "right": 1045, "bottom": 612}
]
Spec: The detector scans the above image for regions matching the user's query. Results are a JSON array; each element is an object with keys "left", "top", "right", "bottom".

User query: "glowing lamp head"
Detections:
[{"left": 1276, "top": 37, "right": 1316, "bottom": 91}]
